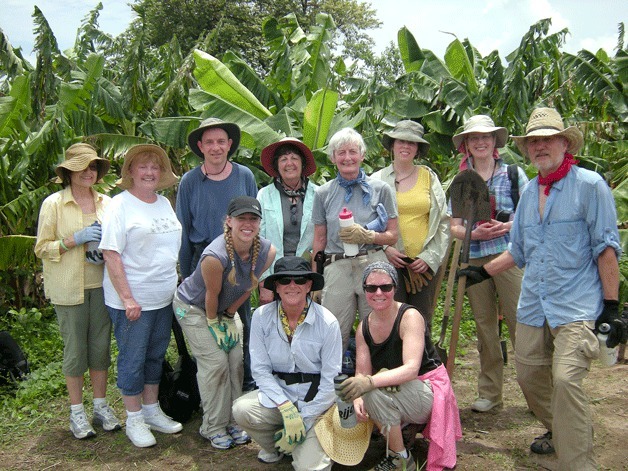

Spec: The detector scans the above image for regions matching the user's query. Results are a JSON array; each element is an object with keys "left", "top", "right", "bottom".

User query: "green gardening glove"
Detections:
[
  {"left": 273, "top": 401, "right": 305, "bottom": 454},
  {"left": 207, "top": 317, "right": 239, "bottom": 352}
]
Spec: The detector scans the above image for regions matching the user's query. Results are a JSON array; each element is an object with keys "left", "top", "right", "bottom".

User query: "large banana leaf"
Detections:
[
  {"left": 302, "top": 88, "right": 338, "bottom": 151},
  {"left": 0, "top": 235, "right": 37, "bottom": 270},
  {"left": 444, "top": 39, "right": 478, "bottom": 94},
  {"left": 398, "top": 27, "right": 425, "bottom": 73},
  {"left": 0, "top": 75, "right": 30, "bottom": 139},
  {"left": 304, "top": 13, "right": 335, "bottom": 94},
  {"left": 193, "top": 50, "right": 272, "bottom": 121}
]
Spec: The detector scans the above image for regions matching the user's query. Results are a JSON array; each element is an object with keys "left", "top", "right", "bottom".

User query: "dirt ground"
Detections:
[{"left": 2, "top": 348, "right": 626, "bottom": 471}]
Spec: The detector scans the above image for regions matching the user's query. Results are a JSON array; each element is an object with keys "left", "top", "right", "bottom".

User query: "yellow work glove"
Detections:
[
  {"left": 340, "top": 374, "right": 375, "bottom": 401},
  {"left": 207, "top": 317, "right": 239, "bottom": 353},
  {"left": 274, "top": 401, "right": 305, "bottom": 454},
  {"left": 339, "top": 224, "right": 376, "bottom": 245}
]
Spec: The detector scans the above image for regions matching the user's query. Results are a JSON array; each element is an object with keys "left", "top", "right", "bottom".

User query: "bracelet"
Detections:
[
  {"left": 59, "top": 239, "right": 69, "bottom": 251},
  {"left": 383, "top": 245, "right": 389, "bottom": 252}
]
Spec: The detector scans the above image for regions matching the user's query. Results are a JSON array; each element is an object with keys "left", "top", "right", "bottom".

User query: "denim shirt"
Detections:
[{"left": 509, "top": 166, "right": 621, "bottom": 328}]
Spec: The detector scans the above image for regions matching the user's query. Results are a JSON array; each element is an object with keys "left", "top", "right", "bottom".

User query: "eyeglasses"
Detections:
[
  {"left": 276, "top": 276, "right": 309, "bottom": 286},
  {"left": 363, "top": 284, "right": 395, "bottom": 293}
]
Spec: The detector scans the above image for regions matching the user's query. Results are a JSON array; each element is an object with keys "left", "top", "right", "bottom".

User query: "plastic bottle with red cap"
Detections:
[{"left": 338, "top": 207, "right": 359, "bottom": 256}]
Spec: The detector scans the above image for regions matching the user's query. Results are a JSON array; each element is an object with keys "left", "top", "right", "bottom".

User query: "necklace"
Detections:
[
  {"left": 394, "top": 166, "right": 416, "bottom": 185},
  {"left": 202, "top": 160, "right": 229, "bottom": 177}
]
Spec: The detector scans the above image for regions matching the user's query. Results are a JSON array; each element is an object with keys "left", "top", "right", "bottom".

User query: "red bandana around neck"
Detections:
[{"left": 537, "top": 153, "right": 578, "bottom": 195}]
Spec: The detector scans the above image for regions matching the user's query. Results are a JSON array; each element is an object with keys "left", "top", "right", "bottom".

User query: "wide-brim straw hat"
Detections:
[
  {"left": 187, "top": 117, "right": 241, "bottom": 158},
  {"left": 263, "top": 256, "right": 324, "bottom": 292},
  {"left": 54, "top": 143, "right": 110, "bottom": 183},
  {"left": 382, "top": 120, "right": 430, "bottom": 156},
  {"left": 117, "top": 144, "right": 178, "bottom": 191},
  {"left": 260, "top": 137, "right": 317, "bottom": 178},
  {"left": 452, "top": 115, "right": 508, "bottom": 150},
  {"left": 314, "top": 404, "right": 373, "bottom": 466},
  {"left": 511, "top": 107, "right": 584, "bottom": 156}
]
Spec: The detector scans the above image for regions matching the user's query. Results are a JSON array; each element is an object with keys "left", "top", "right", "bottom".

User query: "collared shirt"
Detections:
[
  {"left": 35, "top": 187, "right": 110, "bottom": 306},
  {"left": 509, "top": 166, "right": 621, "bottom": 328},
  {"left": 250, "top": 300, "right": 342, "bottom": 431}
]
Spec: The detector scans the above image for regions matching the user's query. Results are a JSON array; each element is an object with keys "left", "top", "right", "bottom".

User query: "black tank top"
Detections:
[{"left": 363, "top": 303, "right": 441, "bottom": 375}]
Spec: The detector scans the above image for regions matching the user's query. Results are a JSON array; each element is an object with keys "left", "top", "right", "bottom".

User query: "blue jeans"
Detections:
[{"left": 108, "top": 305, "right": 173, "bottom": 396}]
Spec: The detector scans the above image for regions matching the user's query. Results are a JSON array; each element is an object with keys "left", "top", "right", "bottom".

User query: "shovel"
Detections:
[
  {"left": 434, "top": 238, "right": 460, "bottom": 365},
  {"left": 446, "top": 170, "right": 491, "bottom": 377},
  {"left": 499, "top": 309, "right": 508, "bottom": 364}
]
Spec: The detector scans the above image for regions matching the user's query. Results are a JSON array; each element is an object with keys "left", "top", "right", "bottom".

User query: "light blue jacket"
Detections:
[{"left": 258, "top": 180, "right": 318, "bottom": 280}]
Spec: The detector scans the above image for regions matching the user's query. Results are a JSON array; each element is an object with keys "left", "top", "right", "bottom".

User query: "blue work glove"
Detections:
[
  {"left": 365, "top": 203, "right": 389, "bottom": 232},
  {"left": 457, "top": 265, "right": 491, "bottom": 288},
  {"left": 595, "top": 300, "right": 624, "bottom": 348},
  {"left": 73, "top": 224, "right": 102, "bottom": 246}
]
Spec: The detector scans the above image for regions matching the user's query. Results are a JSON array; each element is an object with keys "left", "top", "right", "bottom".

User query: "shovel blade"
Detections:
[{"left": 450, "top": 170, "right": 492, "bottom": 223}]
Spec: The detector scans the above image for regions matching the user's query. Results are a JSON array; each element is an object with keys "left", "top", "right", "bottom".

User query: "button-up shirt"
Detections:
[
  {"left": 250, "top": 300, "right": 342, "bottom": 431},
  {"left": 509, "top": 166, "right": 621, "bottom": 328}
]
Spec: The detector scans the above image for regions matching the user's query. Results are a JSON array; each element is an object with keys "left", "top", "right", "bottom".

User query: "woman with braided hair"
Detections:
[{"left": 174, "top": 196, "right": 276, "bottom": 449}]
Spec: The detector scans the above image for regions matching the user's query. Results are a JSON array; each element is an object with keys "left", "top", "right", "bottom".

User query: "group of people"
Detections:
[{"left": 34, "top": 106, "right": 623, "bottom": 471}]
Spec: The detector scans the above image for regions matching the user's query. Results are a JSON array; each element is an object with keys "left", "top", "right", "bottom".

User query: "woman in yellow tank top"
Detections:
[{"left": 371, "top": 121, "right": 450, "bottom": 330}]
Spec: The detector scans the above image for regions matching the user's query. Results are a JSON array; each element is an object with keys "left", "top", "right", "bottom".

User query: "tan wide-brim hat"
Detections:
[
  {"left": 54, "top": 143, "right": 110, "bottom": 183},
  {"left": 314, "top": 404, "right": 373, "bottom": 466},
  {"left": 117, "top": 144, "right": 178, "bottom": 191},
  {"left": 511, "top": 107, "right": 584, "bottom": 156},
  {"left": 452, "top": 115, "right": 508, "bottom": 150},
  {"left": 260, "top": 137, "right": 317, "bottom": 178},
  {"left": 382, "top": 120, "right": 430, "bottom": 156},
  {"left": 187, "top": 117, "right": 241, "bottom": 158}
]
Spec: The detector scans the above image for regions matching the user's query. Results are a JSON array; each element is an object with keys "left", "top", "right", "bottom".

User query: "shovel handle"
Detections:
[{"left": 446, "top": 263, "right": 468, "bottom": 377}]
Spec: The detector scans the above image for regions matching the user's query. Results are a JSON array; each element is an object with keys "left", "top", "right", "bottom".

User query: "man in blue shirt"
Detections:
[{"left": 460, "top": 108, "right": 623, "bottom": 471}]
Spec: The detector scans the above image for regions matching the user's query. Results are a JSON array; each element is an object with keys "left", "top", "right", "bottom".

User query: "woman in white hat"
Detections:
[
  {"left": 100, "top": 144, "right": 183, "bottom": 448},
  {"left": 257, "top": 138, "right": 319, "bottom": 305},
  {"left": 35, "top": 143, "right": 120, "bottom": 440},
  {"left": 173, "top": 196, "right": 276, "bottom": 450},
  {"left": 372, "top": 120, "right": 449, "bottom": 330},
  {"left": 339, "top": 261, "right": 461, "bottom": 471},
  {"left": 450, "top": 115, "right": 528, "bottom": 413}
]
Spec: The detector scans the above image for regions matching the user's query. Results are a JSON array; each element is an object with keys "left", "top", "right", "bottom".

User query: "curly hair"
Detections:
[{"left": 223, "top": 220, "right": 261, "bottom": 289}]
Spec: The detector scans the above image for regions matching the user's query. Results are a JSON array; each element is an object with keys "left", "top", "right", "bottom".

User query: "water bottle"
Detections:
[
  {"left": 341, "top": 349, "right": 355, "bottom": 376},
  {"left": 597, "top": 323, "right": 618, "bottom": 367},
  {"left": 338, "top": 207, "right": 359, "bottom": 256},
  {"left": 334, "top": 374, "right": 357, "bottom": 428}
]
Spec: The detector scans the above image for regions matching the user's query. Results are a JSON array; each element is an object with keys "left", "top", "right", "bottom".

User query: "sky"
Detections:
[{"left": 1, "top": 0, "right": 626, "bottom": 65}]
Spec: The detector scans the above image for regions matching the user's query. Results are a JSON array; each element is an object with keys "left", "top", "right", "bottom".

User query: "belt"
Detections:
[
  {"left": 323, "top": 247, "right": 383, "bottom": 268},
  {"left": 273, "top": 371, "right": 321, "bottom": 402}
]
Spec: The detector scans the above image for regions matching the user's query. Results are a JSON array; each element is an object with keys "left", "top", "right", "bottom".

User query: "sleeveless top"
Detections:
[{"left": 363, "top": 303, "right": 441, "bottom": 375}]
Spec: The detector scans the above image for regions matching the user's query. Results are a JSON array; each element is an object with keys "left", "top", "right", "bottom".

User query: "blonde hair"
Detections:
[{"left": 223, "top": 220, "right": 261, "bottom": 289}]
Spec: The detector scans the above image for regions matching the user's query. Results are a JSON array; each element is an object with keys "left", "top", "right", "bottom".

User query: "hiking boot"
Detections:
[
  {"left": 143, "top": 406, "right": 183, "bottom": 434},
  {"left": 93, "top": 404, "right": 122, "bottom": 432},
  {"left": 471, "top": 398, "right": 501, "bottom": 412},
  {"left": 370, "top": 450, "right": 416, "bottom": 471},
  {"left": 257, "top": 448, "right": 284, "bottom": 464},
  {"left": 227, "top": 424, "right": 251, "bottom": 445},
  {"left": 126, "top": 415, "right": 156, "bottom": 448},
  {"left": 530, "top": 431, "right": 554, "bottom": 455},
  {"left": 70, "top": 411, "right": 96, "bottom": 439},
  {"left": 208, "top": 432, "right": 235, "bottom": 450}
]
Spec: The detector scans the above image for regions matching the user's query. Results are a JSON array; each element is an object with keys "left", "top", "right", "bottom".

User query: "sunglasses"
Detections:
[
  {"left": 290, "top": 202, "right": 298, "bottom": 226},
  {"left": 276, "top": 276, "right": 309, "bottom": 286},
  {"left": 363, "top": 284, "right": 395, "bottom": 293}
]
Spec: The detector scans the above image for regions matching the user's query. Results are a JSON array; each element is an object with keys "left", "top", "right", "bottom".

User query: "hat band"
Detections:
[{"left": 526, "top": 125, "right": 563, "bottom": 134}]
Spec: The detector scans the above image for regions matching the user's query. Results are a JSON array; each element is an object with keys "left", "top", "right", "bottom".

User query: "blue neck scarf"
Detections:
[{"left": 336, "top": 168, "right": 371, "bottom": 206}]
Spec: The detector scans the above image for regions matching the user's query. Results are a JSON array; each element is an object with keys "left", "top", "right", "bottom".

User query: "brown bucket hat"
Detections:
[
  {"left": 117, "top": 144, "right": 178, "bottom": 191},
  {"left": 452, "top": 115, "right": 508, "bottom": 150},
  {"left": 382, "top": 120, "right": 430, "bottom": 156},
  {"left": 187, "top": 117, "right": 241, "bottom": 158},
  {"left": 54, "top": 143, "right": 110, "bottom": 183},
  {"left": 260, "top": 137, "right": 317, "bottom": 178}
]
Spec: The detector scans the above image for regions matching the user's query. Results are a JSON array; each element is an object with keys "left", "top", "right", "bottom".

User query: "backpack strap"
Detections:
[{"left": 507, "top": 164, "right": 520, "bottom": 211}]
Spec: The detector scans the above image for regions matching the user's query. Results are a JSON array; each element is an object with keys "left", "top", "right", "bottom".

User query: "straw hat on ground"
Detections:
[
  {"left": 452, "top": 115, "right": 508, "bottom": 150},
  {"left": 314, "top": 404, "right": 373, "bottom": 466},
  {"left": 382, "top": 120, "right": 430, "bottom": 156},
  {"left": 511, "top": 107, "right": 583, "bottom": 156},
  {"left": 260, "top": 137, "right": 317, "bottom": 178},
  {"left": 54, "top": 143, "right": 110, "bottom": 184},
  {"left": 187, "top": 117, "right": 241, "bottom": 158},
  {"left": 117, "top": 144, "right": 178, "bottom": 191}
]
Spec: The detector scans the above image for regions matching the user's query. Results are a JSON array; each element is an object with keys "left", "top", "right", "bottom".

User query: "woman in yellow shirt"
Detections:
[{"left": 371, "top": 121, "right": 449, "bottom": 331}]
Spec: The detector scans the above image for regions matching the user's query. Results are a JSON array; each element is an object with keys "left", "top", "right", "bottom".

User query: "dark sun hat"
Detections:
[
  {"left": 382, "top": 120, "right": 430, "bottom": 156},
  {"left": 260, "top": 137, "right": 317, "bottom": 178},
  {"left": 263, "top": 256, "right": 324, "bottom": 292},
  {"left": 187, "top": 117, "right": 241, "bottom": 158}
]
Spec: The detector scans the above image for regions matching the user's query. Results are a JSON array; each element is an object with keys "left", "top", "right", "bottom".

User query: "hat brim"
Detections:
[
  {"left": 314, "top": 404, "right": 373, "bottom": 466},
  {"left": 452, "top": 126, "right": 508, "bottom": 149},
  {"left": 187, "top": 121, "right": 241, "bottom": 158},
  {"left": 229, "top": 207, "right": 263, "bottom": 218},
  {"left": 260, "top": 138, "right": 317, "bottom": 178},
  {"left": 382, "top": 133, "right": 430, "bottom": 156},
  {"left": 117, "top": 144, "right": 178, "bottom": 191},
  {"left": 54, "top": 157, "right": 110, "bottom": 184},
  {"left": 263, "top": 269, "right": 324, "bottom": 292},
  {"left": 511, "top": 126, "right": 583, "bottom": 157}
]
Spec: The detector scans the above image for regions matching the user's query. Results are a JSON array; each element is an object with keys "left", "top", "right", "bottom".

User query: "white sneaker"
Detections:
[
  {"left": 126, "top": 415, "right": 156, "bottom": 448},
  {"left": 143, "top": 406, "right": 183, "bottom": 434},
  {"left": 471, "top": 398, "right": 501, "bottom": 412},
  {"left": 93, "top": 404, "right": 122, "bottom": 432},
  {"left": 70, "top": 411, "right": 96, "bottom": 439},
  {"left": 257, "top": 448, "right": 284, "bottom": 464}
]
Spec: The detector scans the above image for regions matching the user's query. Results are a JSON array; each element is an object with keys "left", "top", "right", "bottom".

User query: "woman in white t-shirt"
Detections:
[{"left": 101, "top": 144, "right": 182, "bottom": 448}]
